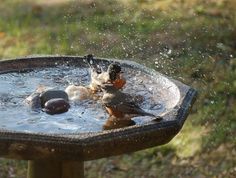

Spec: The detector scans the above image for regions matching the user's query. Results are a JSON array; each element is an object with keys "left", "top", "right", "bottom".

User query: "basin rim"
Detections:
[{"left": 0, "top": 55, "right": 197, "bottom": 161}]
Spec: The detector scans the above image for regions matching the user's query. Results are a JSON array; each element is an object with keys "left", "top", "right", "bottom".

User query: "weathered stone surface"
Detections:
[
  {"left": 44, "top": 98, "right": 70, "bottom": 115},
  {"left": 0, "top": 56, "right": 197, "bottom": 162},
  {"left": 40, "top": 90, "right": 69, "bottom": 108}
]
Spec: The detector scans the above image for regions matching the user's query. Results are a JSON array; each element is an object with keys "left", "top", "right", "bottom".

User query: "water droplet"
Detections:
[{"left": 167, "top": 49, "right": 172, "bottom": 55}]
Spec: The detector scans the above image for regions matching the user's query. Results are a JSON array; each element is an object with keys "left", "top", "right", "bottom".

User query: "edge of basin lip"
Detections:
[{"left": 0, "top": 55, "right": 197, "bottom": 144}]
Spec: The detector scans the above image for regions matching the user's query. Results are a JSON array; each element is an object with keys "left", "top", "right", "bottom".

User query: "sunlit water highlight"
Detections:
[{"left": 0, "top": 65, "right": 180, "bottom": 133}]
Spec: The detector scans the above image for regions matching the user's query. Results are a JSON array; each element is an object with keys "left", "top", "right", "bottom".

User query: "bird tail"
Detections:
[
  {"left": 85, "top": 54, "right": 102, "bottom": 74},
  {"left": 140, "top": 111, "right": 156, "bottom": 117},
  {"left": 139, "top": 110, "right": 163, "bottom": 121}
]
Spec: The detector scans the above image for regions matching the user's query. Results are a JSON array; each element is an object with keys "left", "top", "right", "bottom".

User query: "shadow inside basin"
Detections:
[{"left": 0, "top": 62, "right": 181, "bottom": 134}]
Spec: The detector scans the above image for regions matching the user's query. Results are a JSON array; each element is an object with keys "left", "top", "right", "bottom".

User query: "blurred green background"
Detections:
[{"left": 0, "top": 0, "right": 235, "bottom": 177}]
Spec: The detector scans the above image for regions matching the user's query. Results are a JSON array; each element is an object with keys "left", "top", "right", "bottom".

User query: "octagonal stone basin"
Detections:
[{"left": 0, "top": 56, "right": 197, "bottom": 161}]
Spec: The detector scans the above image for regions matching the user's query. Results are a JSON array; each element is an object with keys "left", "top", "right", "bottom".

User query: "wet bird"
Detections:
[
  {"left": 86, "top": 54, "right": 107, "bottom": 92},
  {"left": 107, "top": 63, "right": 126, "bottom": 90},
  {"left": 65, "top": 55, "right": 126, "bottom": 102},
  {"left": 101, "top": 84, "right": 162, "bottom": 121},
  {"left": 65, "top": 84, "right": 93, "bottom": 101},
  {"left": 85, "top": 54, "right": 126, "bottom": 92}
]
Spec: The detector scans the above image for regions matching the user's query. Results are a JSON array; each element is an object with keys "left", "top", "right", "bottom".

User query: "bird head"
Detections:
[{"left": 107, "top": 63, "right": 122, "bottom": 81}]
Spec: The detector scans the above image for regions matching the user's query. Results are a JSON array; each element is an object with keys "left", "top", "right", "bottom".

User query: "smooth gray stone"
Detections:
[
  {"left": 44, "top": 98, "right": 70, "bottom": 115},
  {"left": 40, "top": 90, "right": 69, "bottom": 108}
]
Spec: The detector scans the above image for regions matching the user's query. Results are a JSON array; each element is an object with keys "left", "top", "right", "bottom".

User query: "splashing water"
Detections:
[{"left": 0, "top": 65, "right": 180, "bottom": 133}]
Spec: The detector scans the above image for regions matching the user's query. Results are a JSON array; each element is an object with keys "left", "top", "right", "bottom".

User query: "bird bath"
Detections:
[{"left": 0, "top": 56, "right": 197, "bottom": 178}]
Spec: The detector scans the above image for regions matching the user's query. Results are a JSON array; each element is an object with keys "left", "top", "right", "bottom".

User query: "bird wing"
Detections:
[
  {"left": 91, "top": 72, "right": 109, "bottom": 86},
  {"left": 103, "top": 92, "right": 153, "bottom": 116},
  {"left": 86, "top": 55, "right": 102, "bottom": 74}
]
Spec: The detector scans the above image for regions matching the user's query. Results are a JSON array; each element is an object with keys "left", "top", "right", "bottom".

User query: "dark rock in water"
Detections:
[
  {"left": 24, "top": 92, "right": 41, "bottom": 112},
  {"left": 40, "top": 90, "right": 69, "bottom": 108},
  {"left": 44, "top": 98, "right": 70, "bottom": 115}
]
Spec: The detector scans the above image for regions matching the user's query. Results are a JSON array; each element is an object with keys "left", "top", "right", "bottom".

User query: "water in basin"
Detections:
[{"left": 0, "top": 65, "right": 180, "bottom": 133}]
